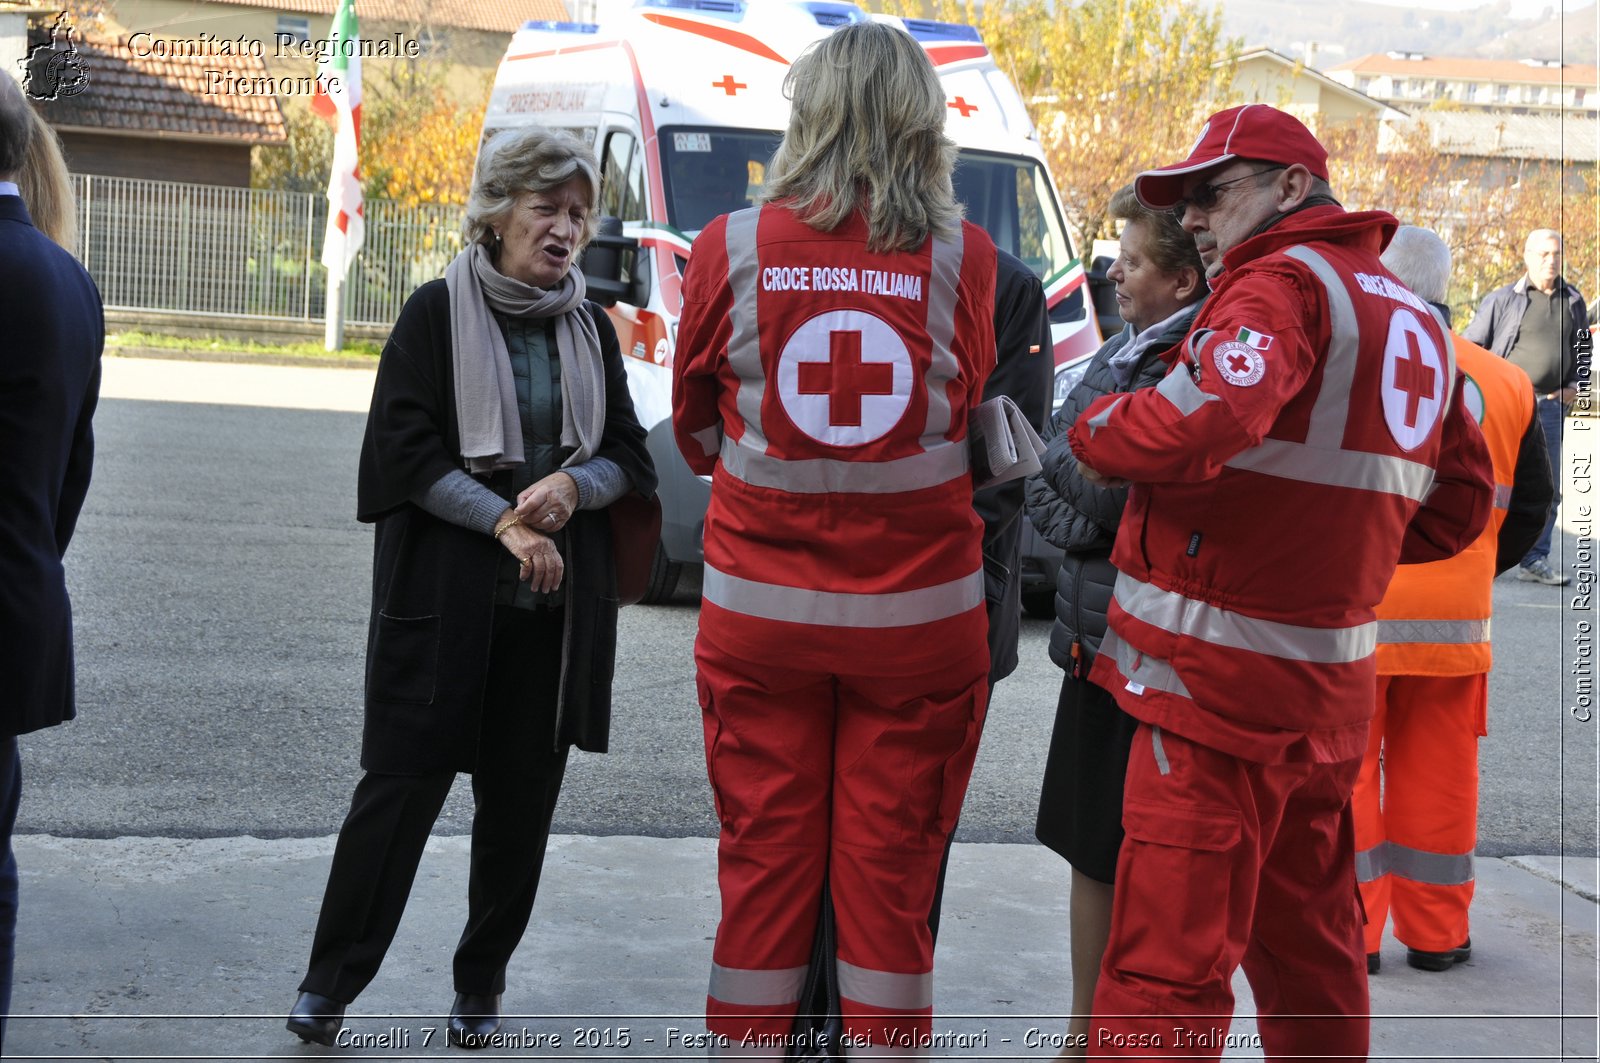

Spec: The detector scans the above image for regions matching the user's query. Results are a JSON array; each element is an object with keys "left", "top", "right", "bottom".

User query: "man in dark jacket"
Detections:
[
  {"left": 0, "top": 75, "right": 103, "bottom": 1051},
  {"left": 1463, "top": 229, "right": 1589, "bottom": 584}
]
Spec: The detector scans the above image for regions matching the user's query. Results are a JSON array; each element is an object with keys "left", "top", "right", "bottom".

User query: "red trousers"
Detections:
[
  {"left": 1090, "top": 725, "right": 1368, "bottom": 1061},
  {"left": 1353, "top": 673, "right": 1484, "bottom": 954},
  {"left": 695, "top": 638, "right": 988, "bottom": 1055}
]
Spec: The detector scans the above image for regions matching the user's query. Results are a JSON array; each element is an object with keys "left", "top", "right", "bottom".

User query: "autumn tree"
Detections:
[
  {"left": 873, "top": 0, "right": 1237, "bottom": 255},
  {"left": 1317, "top": 115, "right": 1596, "bottom": 327},
  {"left": 253, "top": 67, "right": 488, "bottom": 208}
]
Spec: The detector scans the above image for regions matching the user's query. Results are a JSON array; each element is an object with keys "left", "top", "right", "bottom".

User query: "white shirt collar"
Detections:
[{"left": 0, "top": 181, "right": 19, "bottom": 198}]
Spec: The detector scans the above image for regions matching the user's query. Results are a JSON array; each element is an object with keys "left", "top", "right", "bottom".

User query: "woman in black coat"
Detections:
[
  {"left": 1024, "top": 184, "right": 1204, "bottom": 1055},
  {"left": 287, "top": 126, "right": 656, "bottom": 1049}
]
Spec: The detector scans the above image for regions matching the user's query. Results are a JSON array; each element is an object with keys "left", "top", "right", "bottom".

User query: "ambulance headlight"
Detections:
[{"left": 1052, "top": 356, "right": 1091, "bottom": 414}]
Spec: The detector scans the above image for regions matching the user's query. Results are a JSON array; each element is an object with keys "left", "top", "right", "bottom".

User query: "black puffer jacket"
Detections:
[{"left": 1024, "top": 301, "right": 1203, "bottom": 675}]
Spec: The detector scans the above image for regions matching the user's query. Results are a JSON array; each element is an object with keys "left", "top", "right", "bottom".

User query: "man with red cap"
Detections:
[{"left": 1066, "top": 104, "right": 1494, "bottom": 1059}]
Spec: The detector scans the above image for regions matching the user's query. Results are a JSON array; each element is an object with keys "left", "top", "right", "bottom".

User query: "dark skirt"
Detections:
[{"left": 1034, "top": 671, "right": 1139, "bottom": 884}]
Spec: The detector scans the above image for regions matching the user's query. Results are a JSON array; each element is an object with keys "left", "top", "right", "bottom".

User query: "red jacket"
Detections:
[
  {"left": 1068, "top": 207, "right": 1493, "bottom": 762},
  {"left": 674, "top": 204, "right": 997, "bottom": 674}
]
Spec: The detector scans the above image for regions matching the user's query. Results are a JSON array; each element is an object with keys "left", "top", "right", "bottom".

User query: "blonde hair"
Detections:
[
  {"left": 463, "top": 125, "right": 600, "bottom": 248},
  {"left": 761, "top": 21, "right": 961, "bottom": 253},
  {"left": 19, "top": 110, "right": 77, "bottom": 250}
]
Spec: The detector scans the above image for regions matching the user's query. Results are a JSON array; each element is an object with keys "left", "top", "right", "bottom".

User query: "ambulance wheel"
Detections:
[{"left": 642, "top": 544, "right": 682, "bottom": 604}]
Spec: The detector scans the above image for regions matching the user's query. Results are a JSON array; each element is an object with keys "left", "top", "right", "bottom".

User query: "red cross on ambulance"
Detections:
[{"left": 777, "top": 309, "right": 912, "bottom": 446}]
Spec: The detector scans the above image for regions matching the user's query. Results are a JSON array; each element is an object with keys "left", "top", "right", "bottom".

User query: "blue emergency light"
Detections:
[
  {"left": 519, "top": 20, "right": 600, "bottom": 33},
  {"left": 800, "top": 2, "right": 867, "bottom": 27},
  {"left": 634, "top": 0, "right": 748, "bottom": 20},
  {"left": 900, "top": 19, "right": 982, "bottom": 43}
]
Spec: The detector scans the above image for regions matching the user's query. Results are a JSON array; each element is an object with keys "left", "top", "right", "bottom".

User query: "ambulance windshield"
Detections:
[
  {"left": 661, "top": 128, "right": 781, "bottom": 235},
  {"left": 660, "top": 129, "right": 1078, "bottom": 319}
]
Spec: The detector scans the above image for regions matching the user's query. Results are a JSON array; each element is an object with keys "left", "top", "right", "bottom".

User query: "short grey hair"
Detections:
[
  {"left": 462, "top": 125, "right": 600, "bottom": 248},
  {"left": 1525, "top": 228, "right": 1561, "bottom": 250},
  {"left": 0, "top": 74, "right": 34, "bottom": 178},
  {"left": 1381, "top": 225, "right": 1452, "bottom": 305}
]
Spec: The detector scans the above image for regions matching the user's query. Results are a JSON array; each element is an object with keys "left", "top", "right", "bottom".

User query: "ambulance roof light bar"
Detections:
[
  {"left": 633, "top": 0, "right": 748, "bottom": 21},
  {"left": 899, "top": 19, "right": 982, "bottom": 43},
  {"left": 800, "top": 2, "right": 867, "bottom": 27},
  {"left": 519, "top": 19, "right": 599, "bottom": 33}
]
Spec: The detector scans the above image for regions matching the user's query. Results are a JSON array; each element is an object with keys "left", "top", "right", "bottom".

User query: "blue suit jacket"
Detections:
[{"left": 0, "top": 194, "right": 103, "bottom": 737}]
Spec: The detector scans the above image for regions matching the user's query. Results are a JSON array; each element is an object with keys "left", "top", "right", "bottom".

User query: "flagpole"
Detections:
[
  {"left": 324, "top": 272, "right": 345, "bottom": 352},
  {"left": 316, "top": 0, "right": 363, "bottom": 352}
]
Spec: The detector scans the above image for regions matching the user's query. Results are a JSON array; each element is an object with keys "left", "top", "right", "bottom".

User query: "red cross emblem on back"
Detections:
[
  {"left": 1392, "top": 331, "right": 1437, "bottom": 428},
  {"left": 712, "top": 74, "right": 746, "bottom": 96},
  {"left": 797, "top": 330, "right": 895, "bottom": 427},
  {"left": 948, "top": 96, "right": 978, "bottom": 117}
]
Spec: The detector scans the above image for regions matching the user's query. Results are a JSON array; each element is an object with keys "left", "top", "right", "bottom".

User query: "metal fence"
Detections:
[{"left": 70, "top": 174, "right": 464, "bottom": 329}]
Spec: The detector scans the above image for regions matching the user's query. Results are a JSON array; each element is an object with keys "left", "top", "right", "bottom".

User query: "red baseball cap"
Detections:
[{"left": 1134, "top": 104, "right": 1330, "bottom": 210}]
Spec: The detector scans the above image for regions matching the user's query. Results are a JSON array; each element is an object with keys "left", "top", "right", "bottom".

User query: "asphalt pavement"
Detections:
[{"left": 6, "top": 356, "right": 1598, "bottom": 1061}]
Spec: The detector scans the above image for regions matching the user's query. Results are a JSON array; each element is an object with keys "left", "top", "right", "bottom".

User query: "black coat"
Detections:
[
  {"left": 978, "top": 249, "right": 1054, "bottom": 684},
  {"left": 355, "top": 280, "right": 656, "bottom": 774},
  {"left": 0, "top": 196, "right": 102, "bottom": 739},
  {"left": 1025, "top": 302, "right": 1201, "bottom": 675}
]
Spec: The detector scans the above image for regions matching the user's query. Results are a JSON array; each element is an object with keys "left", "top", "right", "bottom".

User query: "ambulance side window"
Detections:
[{"left": 600, "top": 131, "right": 644, "bottom": 222}]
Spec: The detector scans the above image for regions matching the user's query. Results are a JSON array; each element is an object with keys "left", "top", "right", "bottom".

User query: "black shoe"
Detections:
[
  {"left": 1367, "top": 951, "right": 1380, "bottom": 975},
  {"left": 287, "top": 990, "right": 345, "bottom": 1046},
  {"left": 1406, "top": 937, "right": 1471, "bottom": 971},
  {"left": 448, "top": 992, "right": 503, "bottom": 1049}
]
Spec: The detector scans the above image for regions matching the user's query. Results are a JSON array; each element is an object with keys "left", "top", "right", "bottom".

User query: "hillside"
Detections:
[{"left": 1218, "top": 0, "right": 1596, "bottom": 69}]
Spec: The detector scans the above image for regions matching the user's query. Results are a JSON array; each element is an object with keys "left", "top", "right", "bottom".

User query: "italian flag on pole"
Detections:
[{"left": 312, "top": 0, "right": 363, "bottom": 280}]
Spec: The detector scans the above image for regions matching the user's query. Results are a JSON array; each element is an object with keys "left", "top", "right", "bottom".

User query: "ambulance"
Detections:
[{"left": 481, "top": 0, "right": 1098, "bottom": 602}]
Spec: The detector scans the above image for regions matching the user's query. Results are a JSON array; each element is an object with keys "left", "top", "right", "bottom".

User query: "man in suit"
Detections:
[{"left": 0, "top": 73, "right": 103, "bottom": 1049}]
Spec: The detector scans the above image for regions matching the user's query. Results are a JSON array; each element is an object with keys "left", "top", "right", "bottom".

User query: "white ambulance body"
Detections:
[{"left": 481, "top": 0, "right": 1097, "bottom": 599}]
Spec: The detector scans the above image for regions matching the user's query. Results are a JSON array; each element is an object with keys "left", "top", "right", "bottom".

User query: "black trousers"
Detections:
[{"left": 299, "top": 607, "right": 569, "bottom": 1003}]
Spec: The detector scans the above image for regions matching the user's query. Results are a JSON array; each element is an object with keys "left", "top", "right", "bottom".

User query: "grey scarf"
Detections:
[{"left": 444, "top": 241, "right": 605, "bottom": 474}]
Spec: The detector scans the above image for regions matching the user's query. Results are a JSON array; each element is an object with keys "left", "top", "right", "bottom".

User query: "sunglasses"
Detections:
[{"left": 1170, "top": 166, "right": 1285, "bottom": 221}]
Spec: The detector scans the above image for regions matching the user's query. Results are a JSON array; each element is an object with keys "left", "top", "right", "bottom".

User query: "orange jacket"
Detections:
[{"left": 1375, "top": 333, "right": 1536, "bottom": 676}]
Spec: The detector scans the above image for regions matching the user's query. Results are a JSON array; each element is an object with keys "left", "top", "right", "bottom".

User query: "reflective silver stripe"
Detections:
[
  {"left": 1284, "top": 245, "right": 1359, "bottom": 448},
  {"left": 1355, "top": 842, "right": 1389, "bottom": 884},
  {"left": 704, "top": 564, "right": 984, "bottom": 627},
  {"left": 1086, "top": 394, "right": 1128, "bottom": 437},
  {"left": 922, "top": 232, "right": 963, "bottom": 443},
  {"left": 1151, "top": 725, "right": 1172, "bottom": 776},
  {"left": 724, "top": 207, "right": 768, "bottom": 452},
  {"left": 1388, "top": 842, "right": 1475, "bottom": 886},
  {"left": 707, "top": 962, "right": 807, "bottom": 1007},
  {"left": 1225, "top": 438, "right": 1437, "bottom": 501},
  {"left": 691, "top": 425, "right": 721, "bottom": 457},
  {"left": 1103, "top": 627, "right": 1193, "bottom": 699},
  {"left": 1494, "top": 483, "right": 1513, "bottom": 510},
  {"left": 719, "top": 436, "right": 969, "bottom": 494},
  {"left": 1156, "top": 363, "right": 1220, "bottom": 416},
  {"left": 1185, "top": 328, "right": 1215, "bottom": 361},
  {"left": 1114, "top": 571, "right": 1376, "bottom": 664},
  {"left": 837, "top": 960, "right": 933, "bottom": 1011},
  {"left": 1377, "top": 618, "right": 1491, "bottom": 645}
]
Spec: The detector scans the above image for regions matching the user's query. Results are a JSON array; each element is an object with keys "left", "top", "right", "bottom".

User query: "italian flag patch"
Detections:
[{"left": 1237, "top": 328, "right": 1274, "bottom": 350}]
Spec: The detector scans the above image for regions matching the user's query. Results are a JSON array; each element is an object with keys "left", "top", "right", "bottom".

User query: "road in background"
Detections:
[{"left": 16, "top": 357, "right": 1597, "bottom": 860}]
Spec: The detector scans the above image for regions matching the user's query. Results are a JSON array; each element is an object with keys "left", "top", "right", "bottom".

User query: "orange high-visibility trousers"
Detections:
[
  {"left": 1353, "top": 673, "right": 1484, "bottom": 955},
  {"left": 695, "top": 637, "right": 988, "bottom": 1055}
]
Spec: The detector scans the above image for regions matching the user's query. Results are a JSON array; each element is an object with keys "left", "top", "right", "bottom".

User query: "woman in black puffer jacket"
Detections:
[{"left": 1024, "top": 184, "right": 1205, "bottom": 1054}]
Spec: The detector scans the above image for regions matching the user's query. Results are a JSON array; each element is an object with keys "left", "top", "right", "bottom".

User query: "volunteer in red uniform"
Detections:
[
  {"left": 1357, "top": 225, "right": 1554, "bottom": 975},
  {"left": 1066, "top": 105, "right": 1494, "bottom": 1059},
  {"left": 672, "top": 22, "right": 997, "bottom": 1055}
]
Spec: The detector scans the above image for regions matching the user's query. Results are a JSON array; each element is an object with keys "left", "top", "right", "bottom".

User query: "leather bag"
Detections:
[{"left": 607, "top": 491, "right": 662, "bottom": 607}]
